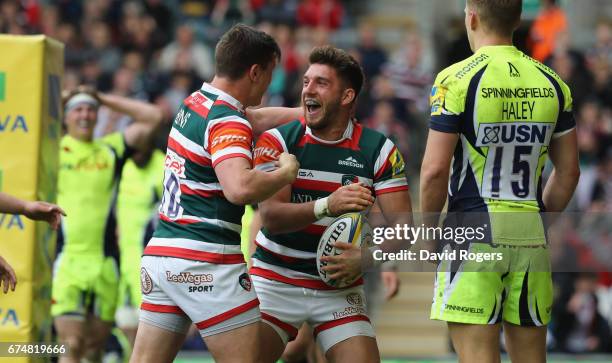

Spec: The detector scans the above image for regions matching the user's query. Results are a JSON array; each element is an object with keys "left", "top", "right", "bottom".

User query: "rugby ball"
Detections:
[{"left": 316, "top": 213, "right": 373, "bottom": 288}]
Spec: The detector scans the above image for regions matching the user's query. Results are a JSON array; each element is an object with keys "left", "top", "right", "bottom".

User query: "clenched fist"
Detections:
[
  {"left": 275, "top": 152, "right": 300, "bottom": 184},
  {"left": 327, "top": 183, "right": 375, "bottom": 216}
]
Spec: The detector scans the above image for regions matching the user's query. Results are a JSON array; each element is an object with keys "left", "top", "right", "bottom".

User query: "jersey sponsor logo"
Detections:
[
  {"left": 238, "top": 272, "right": 252, "bottom": 291},
  {"left": 508, "top": 62, "right": 520, "bottom": 77},
  {"left": 292, "top": 193, "right": 316, "bottom": 203},
  {"left": 454, "top": 53, "right": 489, "bottom": 79},
  {"left": 298, "top": 170, "right": 315, "bottom": 178},
  {"left": 430, "top": 85, "right": 448, "bottom": 116},
  {"left": 0, "top": 114, "right": 28, "bottom": 133},
  {"left": 211, "top": 134, "right": 249, "bottom": 148},
  {"left": 444, "top": 304, "right": 484, "bottom": 315},
  {"left": 481, "top": 87, "right": 554, "bottom": 99},
  {"left": 346, "top": 292, "right": 363, "bottom": 306},
  {"left": 174, "top": 109, "right": 191, "bottom": 128},
  {"left": 341, "top": 174, "right": 358, "bottom": 186},
  {"left": 332, "top": 306, "right": 366, "bottom": 320},
  {"left": 476, "top": 122, "right": 553, "bottom": 147},
  {"left": 189, "top": 285, "right": 214, "bottom": 293},
  {"left": 254, "top": 146, "right": 280, "bottom": 159},
  {"left": 0, "top": 214, "right": 24, "bottom": 231},
  {"left": 141, "top": 268, "right": 153, "bottom": 295},
  {"left": 166, "top": 271, "right": 214, "bottom": 285},
  {"left": 165, "top": 150, "right": 186, "bottom": 178},
  {"left": 338, "top": 156, "right": 364, "bottom": 169}
]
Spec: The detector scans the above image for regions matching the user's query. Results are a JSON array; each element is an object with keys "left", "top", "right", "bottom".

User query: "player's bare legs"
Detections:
[
  {"left": 130, "top": 322, "right": 186, "bottom": 363},
  {"left": 448, "top": 323, "right": 501, "bottom": 363},
  {"left": 503, "top": 322, "right": 547, "bottom": 363},
  {"left": 258, "top": 321, "right": 289, "bottom": 362},
  {"left": 325, "top": 336, "right": 379, "bottom": 363},
  {"left": 281, "top": 323, "right": 312, "bottom": 362},
  {"left": 54, "top": 317, "right": 85, "bottom": 363},
  {"left": 83, "top": 317, "right": 113, "bottom": 362},
  {"left": 204, "top": 322, "right": 263, "bottom": 363}
]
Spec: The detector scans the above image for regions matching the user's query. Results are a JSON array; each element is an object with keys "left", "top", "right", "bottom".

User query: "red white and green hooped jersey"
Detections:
[
  {"left": 144, "top": 83, "right": 253, "bottom": 264},
  {"left": 251, "top": 119, "right": 409, "bottom": 289}
]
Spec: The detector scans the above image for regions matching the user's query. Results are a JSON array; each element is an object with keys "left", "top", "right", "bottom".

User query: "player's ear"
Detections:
[
  {"left": 248, "top": 64, "right": 261, "bottom": 83},
  {"left": 469, "top": 8, "right": 478, "bottom": 32},
  {"left": 341, "top": 88, "right": 356, "bottom": 106}
]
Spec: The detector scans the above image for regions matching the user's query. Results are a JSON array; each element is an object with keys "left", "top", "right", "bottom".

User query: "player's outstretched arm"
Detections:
[
  {"left": 0, "top": 192, "right": 66, "bottom": 230},
  {"left": 98, "top": 93, "right": 164, "bottom": 151},
  {"left": 0, "top": 255, "right": 17, "bottom": 294},
  {"left": 259, "top": 183, "right": 375, "bottom": 235},
  {"left": 246, "top": 106, "right": 302, "bottom": 135},
  {"left": 215, "top": 153, "right": 299, "bottom": 206},
  {"left": 543, "top": 129, "right": 580, "bottom": 212}
]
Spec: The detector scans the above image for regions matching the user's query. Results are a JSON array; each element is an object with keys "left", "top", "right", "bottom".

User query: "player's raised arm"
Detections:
[{"left": 98, "top": 92, "right": 164, "bottom": 151}]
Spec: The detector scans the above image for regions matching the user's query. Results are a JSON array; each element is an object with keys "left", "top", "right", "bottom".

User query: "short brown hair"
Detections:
[
  {"left": 309, "top": 46, "right": 364, "bottom": 99},
  {"left": 215, "top": 24, "right": 281, "bottom": 80},
  {"left": 468, "top": 0, "right": 523, "bottom": 36}
]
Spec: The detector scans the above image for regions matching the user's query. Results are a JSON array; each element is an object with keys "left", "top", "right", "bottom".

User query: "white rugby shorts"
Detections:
[
  {"left": 139, "top": 255, "right": 260, "bottom": 337},
  {"left": 252, "top": 275, "right": 375, "bottom": 353}
]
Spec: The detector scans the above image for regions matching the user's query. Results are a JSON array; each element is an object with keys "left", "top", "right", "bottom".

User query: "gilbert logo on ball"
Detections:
[{"left": 316, "top": 213, "right": 373, "bottom": 288}]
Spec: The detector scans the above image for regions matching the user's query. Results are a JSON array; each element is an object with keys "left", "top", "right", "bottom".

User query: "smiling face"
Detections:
[
  {"left": 302, "top": 63, "right": 345, "bottom": 130},
  {"left": 64, "top": 103, "right": 98, "bottom": 141}
]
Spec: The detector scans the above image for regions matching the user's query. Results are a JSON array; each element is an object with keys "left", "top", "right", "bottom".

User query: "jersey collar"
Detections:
[
  {"left": 200, "top": 83, "right": 245, "bottom": 113},
  {"left": 305, "top": 119, "right": 354, "bottom": 144},
  {"left": 476, "top": 45, "right": 518, "bottom": 54}
]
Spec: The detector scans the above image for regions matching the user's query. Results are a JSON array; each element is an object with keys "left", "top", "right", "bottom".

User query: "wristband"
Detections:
[{"left": 313, "top": 197, "right": 329, "bottom": 219}]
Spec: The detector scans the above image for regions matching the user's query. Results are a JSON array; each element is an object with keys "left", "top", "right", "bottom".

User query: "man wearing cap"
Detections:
[{"left": 52, "top": 86, "right": 163, "bottom": 363}]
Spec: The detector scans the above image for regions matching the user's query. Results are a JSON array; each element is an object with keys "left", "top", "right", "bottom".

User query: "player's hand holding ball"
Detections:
[{"left": 317, "top": 213, "right": 374, "bottom": 288}]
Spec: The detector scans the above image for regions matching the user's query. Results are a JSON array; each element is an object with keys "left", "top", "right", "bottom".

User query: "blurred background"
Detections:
[{"left": 1, "top": 0, "right": 611, "bottom": 361}]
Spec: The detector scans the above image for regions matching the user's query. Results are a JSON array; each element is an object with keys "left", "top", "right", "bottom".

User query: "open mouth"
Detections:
[
  {"left": 305, "top": 99, "right": 322, "bottom": 116},
  {"left": 78, "top": 119, "right": 92, "bottom": 130}
]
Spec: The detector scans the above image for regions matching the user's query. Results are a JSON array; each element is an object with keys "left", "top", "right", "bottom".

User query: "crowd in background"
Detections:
[{"left": 1, "top": 0, "right": 611, "bottom": 356}]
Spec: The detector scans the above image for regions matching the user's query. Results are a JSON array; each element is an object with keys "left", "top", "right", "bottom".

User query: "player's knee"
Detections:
[{"left": 60, "top": 335, "right": 85, "bottom": 358}]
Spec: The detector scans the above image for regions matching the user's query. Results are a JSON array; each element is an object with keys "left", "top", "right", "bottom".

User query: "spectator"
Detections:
[
  {"left": 365, "top": 100, "right": 410, "bottom": 158},
  {"left": 355, "top": 22, "right": 387, "bottom": 82},
  {"left": 552, "top": 273, "right": 612, "bottom": 353},
  {"left": 587, "top": 20, "right": 612, "bottom": 67},
  {"left": 84, "top": 21, "right": 121, "bottom": 74},
  {"left": 529, "top": 0, "right": 568, "bottom": 62},
  {"left": 256, "top": 0, "right": 298, "bottom": 26},
  {"left": 157, "top": 24, "right": 214, "bottom": 81},
  {"left": 383, "top": 31, "right": 433, "bottom": 117},
  {"left": 296, "top": 0, "right": 343, "bottom": 30}
]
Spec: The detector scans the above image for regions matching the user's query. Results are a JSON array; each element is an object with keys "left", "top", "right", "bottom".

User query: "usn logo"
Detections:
[{"left": 476, "top": 122, "right": 553, "bottom": 147}]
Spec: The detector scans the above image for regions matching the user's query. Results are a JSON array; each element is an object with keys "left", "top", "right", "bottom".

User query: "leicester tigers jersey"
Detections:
[
  {"left": 145, "top": 83, "right": 253, "bottom": 264},
  {"left": 429, "top": 45, "right": 576, "bottom": 245},
  {"left": 251, "top": 119, "right": 409, "bottom": 289}
]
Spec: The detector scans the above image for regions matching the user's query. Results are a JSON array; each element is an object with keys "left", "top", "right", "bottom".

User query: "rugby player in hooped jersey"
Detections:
[
  {"left": 251, "top": 46, "right": 413, "bottom": 362},
  {"left": 130, "top": 24, "right": 299, "bottom": 363}
]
